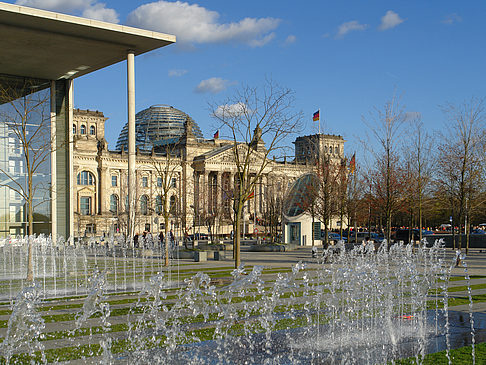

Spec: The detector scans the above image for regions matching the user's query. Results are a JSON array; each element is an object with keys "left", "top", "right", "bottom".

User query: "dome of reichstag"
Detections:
[{"left": 115, "top": 105, "right": 204, "bottom": 151}]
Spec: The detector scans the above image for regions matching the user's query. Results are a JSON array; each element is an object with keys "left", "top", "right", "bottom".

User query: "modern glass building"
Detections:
[
  {"left": 115, "top": 105, "right": 204, "bottom": 151},
  {"left": 0, "top": 2, "right": 175, "bottom": 239}
]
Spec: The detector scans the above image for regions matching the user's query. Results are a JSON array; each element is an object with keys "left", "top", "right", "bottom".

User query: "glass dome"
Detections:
[
  {"left": 283, "top": 173, "right": 318, "bottom": 217},
  {"left": 115, "top": 105, "right": 204, "bottom": 151}
]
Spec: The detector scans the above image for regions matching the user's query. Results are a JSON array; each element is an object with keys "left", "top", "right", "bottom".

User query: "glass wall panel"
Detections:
[{"left": 0, "top": 74, "right": 51, "bottom": 236}]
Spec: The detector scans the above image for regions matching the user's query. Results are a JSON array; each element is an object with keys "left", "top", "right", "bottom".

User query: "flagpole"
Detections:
[{"left": 318, "top": 108, "right": 321, "bottom": 135}]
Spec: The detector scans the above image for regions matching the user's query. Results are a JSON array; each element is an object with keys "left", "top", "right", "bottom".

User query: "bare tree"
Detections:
[
  {"left": 262, "top": 183, "right": 285, "bottom": 243},
  {"left": 210, "top": 79, "right": 303, "bottom": 268},
  {"left": 151, "top": 144, "right": 182, "bottom": 266},
  {"left": 363, "top": 96, "right": 406, "bottom": 243},
  {"left": 403, "top": 117, "right": 434, "bottom": 243},
  {"left": 345, "top": 155, "right": 360, "bottom": 243},
  {"left": 435, "top": 98, "right": 486, "bottom": 252},
  {"left": 0, "top": 80, "right": 51, "bottom": 281},
  {"left": 111, "top": 168, "right": 141, "bottom": 242},
  {"left": 313, "top": 154, "right": 341, "bottom": 248}
]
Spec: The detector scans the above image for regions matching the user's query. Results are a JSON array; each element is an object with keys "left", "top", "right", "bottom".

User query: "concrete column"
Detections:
[
  {"left": 127, "top": 50, "right": 136, "bottom": 240},
  {"left": 67, "top": 79, "right": 74, "bottom": 242},
  {"left": 50, "top": 81, "right": 57, "bottom": 244}
]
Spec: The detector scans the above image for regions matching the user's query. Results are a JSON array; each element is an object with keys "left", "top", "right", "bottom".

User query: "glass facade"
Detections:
[
  {"left": 115, "top": 105, "right": 204, "bottom": 151},
  {"left": 283, "top": 173, "right": 318, "bottom": 218},
  {"left": 0, "top": 75, "right": 52, "bottom": 236}
]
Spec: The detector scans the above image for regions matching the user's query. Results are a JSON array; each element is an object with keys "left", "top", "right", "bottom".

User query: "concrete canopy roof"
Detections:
[{"left": 0, "top": 2, "right": 176, "bottom": 81}]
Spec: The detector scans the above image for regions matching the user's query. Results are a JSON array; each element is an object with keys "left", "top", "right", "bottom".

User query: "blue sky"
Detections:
[{"left": 8, "top": 0, "right": 486, "bottom": 155}]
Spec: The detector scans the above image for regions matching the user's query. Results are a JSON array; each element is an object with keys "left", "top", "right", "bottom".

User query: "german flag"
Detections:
[
  {"left": 247, "top": 191, "right": 255, "bottom": 200},
  {"left": 313, "top": 110, "right": 320, "bottom": 122}
]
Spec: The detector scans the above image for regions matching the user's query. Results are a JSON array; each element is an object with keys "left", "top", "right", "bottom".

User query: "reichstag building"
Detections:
[{"left": 72, "top": 105, "right": 345, "bottom": 242}]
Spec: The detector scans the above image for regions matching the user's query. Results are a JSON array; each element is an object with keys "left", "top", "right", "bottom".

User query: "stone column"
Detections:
[
  {"left": 73, "top": 166, "right": 79, "bottom": 214},
  {"left": 98, "top": 167, "right": 106, "bottom": 214},
  {"left": 127, "top": 50, "right": 136, "bottom": 240},
  {"left": 202, "top": 171, "right": 209, "bottom": 215},
  {"left": 216, "top": 172, "right": 223, "bottom": 210}
]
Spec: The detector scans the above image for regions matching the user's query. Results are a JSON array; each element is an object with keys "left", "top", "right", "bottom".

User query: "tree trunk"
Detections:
[
  {"left": 27, "top": 194, "right": 34, "bottom": 282},
  {"left": 164, "top": 215, "right": 169, "bottom": 267},
  {"left": 233, "top": 203, "right": 242, "bottom": 268}
]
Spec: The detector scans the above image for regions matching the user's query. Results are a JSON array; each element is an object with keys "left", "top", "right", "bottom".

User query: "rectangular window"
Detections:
[
  {"left": 142, "top": 176, "right": 148, "bottom": 187},
  {"left": 171, "top": 177, "right": 177, "bottom": 188},
  {"left": 111, "top": 175, "right": 117, "bottom": 187},
  {"left": 80, "top": 197, "right": 91, "bottom": 215},
  {"left": 157, "top": 177, "right": 162, "bottom": 187},
  {"left": 86, "top": 223, "right": 96, "bottom": 234}
]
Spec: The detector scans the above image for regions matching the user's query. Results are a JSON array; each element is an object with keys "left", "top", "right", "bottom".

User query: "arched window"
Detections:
[
  {"left": 329, "top": 146, "right": 332, "bottom": 154},
  {"left": 90, "top": 125, "right": 96, "bottom": 135},
  {"left": 80, "top": 125, "right": 86, "bottom": 134},
  {"left": 77, "top": 171, "right": 94, "bottom": 185},
  {"left": 73, "top": 124, "right": 77, "bottom": 134},
  {"left": 155, "top": 195, "right": 162, "bottom": 214},
  {"left": 169, "top": 195, "right": 176, "bottom": 215},
  {"left": 335, "top": 145, "right": 338, "bottom": 154},
  {"left": 110, "top": 194, "right": 118, "bottom": 214},
  {"left": 125, "top": 195, "right": 129, "bottom": 210},
  {"left": 140, "top": 195, "right": 148, "bottom": 215}
]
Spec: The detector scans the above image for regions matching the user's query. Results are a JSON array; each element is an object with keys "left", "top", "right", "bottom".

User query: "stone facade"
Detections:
[{"left": 72, "top": 108, "right": 345, "bottom": 241}]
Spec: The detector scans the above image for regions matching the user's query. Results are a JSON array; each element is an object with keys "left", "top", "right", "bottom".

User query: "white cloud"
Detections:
[
  {"left": 195, "top": 77, "right": 233, "bottom": 94},
  {"left": 336, "top": 20, "right": 368, "bottom": 38},
  {"left": 16, "top": 0, "right": 119, "bottom": 23},
  {"left": 442, "top": 13, "right": 462, "bottom": 25},
  {"left": 127, "top": 1, "right": 280, "bottom": 47},
  {"left": 379, "top": 10, "right": 404, "bottom": 31},
  {"left": 168, "top": 69, "right": 188, "bottom": 77},
  {"left": 16, "top": 0, "right": 91, "bottom": 12},
  {"left": 82, "top": 3, "right": 119, "bottom": 23},
  {"left": 284, "top": 35, "right": 297, "bottom": 45},
  {"left": 248, "top": 33, "right": 276, "bottom": 47},
  {"left": 214, "top": 102, "right": 248, "bottom": 118}
]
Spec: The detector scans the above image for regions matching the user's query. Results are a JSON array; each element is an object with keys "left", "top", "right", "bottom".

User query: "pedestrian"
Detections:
[
  {"left": 312, "top": 245, "right": 317, "bottom": 258},
  {"left": 134, "top": 233, "right": 139, "bottom": 248}
]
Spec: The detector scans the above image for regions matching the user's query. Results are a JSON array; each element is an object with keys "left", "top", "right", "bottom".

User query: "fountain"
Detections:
[
  {"left": 0, "top": 234, "right": 173, "bottom": 300},
  {"left": 0, "top": 236, "right": 481, "bottom": 364}
]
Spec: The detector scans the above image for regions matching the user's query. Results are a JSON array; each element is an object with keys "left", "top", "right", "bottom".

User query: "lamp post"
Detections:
[{"left": 190, "top": 204, "right": 202, "bottom": 241}]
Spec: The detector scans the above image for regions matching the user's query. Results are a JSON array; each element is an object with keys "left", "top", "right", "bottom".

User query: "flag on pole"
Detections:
[
  {"left": 213, "top": 130, "right": 219, "bottom": 139},
  {"left": 313, "top": 110, "right": 320, "bottom": 122},
  {"left": 349, "top": 153, "right": 356, "bottom": 174},
  {"left": 246, "top": 191, "right": 255, "bottom": 200}
]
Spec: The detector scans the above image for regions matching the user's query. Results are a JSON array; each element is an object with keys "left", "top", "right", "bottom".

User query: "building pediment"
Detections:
[{"left": 193, "top": 143, "right": 270, "bottom": 169}]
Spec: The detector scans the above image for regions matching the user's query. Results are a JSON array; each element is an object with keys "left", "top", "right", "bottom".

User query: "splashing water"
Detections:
[
  {"left": 0, "top": 283, "right": 46, "bottom": 364},
  {"left": 0, "top": 237, "right": 480, "bottom": 364}
]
